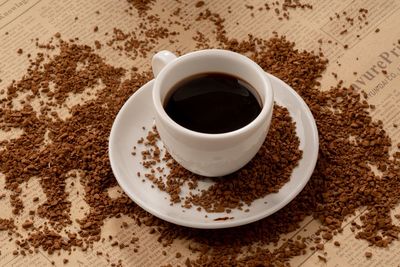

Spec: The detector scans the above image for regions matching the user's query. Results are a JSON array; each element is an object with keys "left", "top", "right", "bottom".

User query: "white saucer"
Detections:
[{"left": 109, "top": 73, "right": 318, "bottom": 229}]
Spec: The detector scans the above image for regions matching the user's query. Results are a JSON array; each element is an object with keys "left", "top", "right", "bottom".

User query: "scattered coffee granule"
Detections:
[
  {"left": 365, "top": 251, "right": 372, "bottom": 258},
  {"left": 195, "top": 1, "right": 205, "bottom": 8},
  {"left": 22, "top": 220, "right": 33, "bottom": 229},
  {"left": 375, "top": 28, "right": 380, "bottom": 33},
  {"left": 262, "top": 0, "right": 312, "bottom": 20},
  {"left": 106, "top": 25, "right": 177, "bottom": 61},
  {"left": 94, "top": 40, "right": 102, "bottom": 49},
  {"left": 334, "top": 241, "right": 340, "bottom": 247},
  {"left": 17, "top": 48, "right": 23, "bottom": 54},
  {"left": 135, "top": 104, "right": 302, "bottom": 212},
  {"left": 94, "top": 26, "right": 99, "bottom": 32},
  {"left": 63, "top": 259, "right": 68, "bottom": 264},
  {"left": 126, "top": 0, "right": 155, "bottom": 16},
  {"left": 318, "top": 255, "right": 327, "bottom": 262}
]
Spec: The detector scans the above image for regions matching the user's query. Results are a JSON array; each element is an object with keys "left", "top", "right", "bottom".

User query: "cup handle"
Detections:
[{"left": 152, "top": 50, "right": 178, "bottom": 77}]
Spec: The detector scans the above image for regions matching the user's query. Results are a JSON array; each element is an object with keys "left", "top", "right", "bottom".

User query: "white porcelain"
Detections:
[
  {"left": 151, "top": 50, "right": 274, "bottom": 177},
  {"left": 109, "top": 73, "right": 319, "bottom": 229}
]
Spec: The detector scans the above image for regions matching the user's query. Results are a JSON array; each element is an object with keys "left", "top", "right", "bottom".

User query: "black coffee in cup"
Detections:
[{"left": 164, "top": 73, "right": 262, "bottom": 134}]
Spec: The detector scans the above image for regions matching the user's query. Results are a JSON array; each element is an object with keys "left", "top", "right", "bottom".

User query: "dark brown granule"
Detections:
[
  {"left": 195, "top": 1, "right": 205, "bottom": 8},
  {"left": 375, "top": 28, "right": 380, "bottom": 33},
  {"left": 94, "top": 26, "right": 99, "bottom": 32},
  {"left": 322, "top": 232, "right": 333, "bottom": 240},
  {"left": 365, "top": 251, "right": 372, "bottom": 258},
  {"left": 334, "top": 241, "right": 340, "bottom": 246},
  {"left": 17, "top": 48, "right": 23, "bottom": 54},
  {"left": 63, "top": 259, "right": 68, "bottom": 264},
  {"left": 94, "top": 40, "right": 102, "bottom": 49},
  {"left": 318, "top": 255, "right": 327, "bottom": 262},
  {"left": 22, "top": 220, "right": 33, "bottom": 229},
  {"left": 175, "top": 252, "right": 182, "bottom": 258}
]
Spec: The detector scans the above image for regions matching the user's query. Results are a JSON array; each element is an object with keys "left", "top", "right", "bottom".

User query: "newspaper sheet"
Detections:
[{"left": 1, "top": 0, "right": 400, "bottom": 266}]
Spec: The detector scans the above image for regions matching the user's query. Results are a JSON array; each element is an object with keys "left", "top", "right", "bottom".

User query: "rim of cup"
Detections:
[{"left": 152, "top": 49, "right": 274, "bottom": 139}]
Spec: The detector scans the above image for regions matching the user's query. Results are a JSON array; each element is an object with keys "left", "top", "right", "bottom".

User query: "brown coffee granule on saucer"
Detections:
[{"left": 134, "top": 104, "right": 301, "bottom": 211}]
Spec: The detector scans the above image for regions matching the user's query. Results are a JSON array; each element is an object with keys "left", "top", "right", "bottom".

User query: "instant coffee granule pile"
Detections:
[
  {"left": 134, "top": 105, "right": 302, "bottom": 212},
  {"left": 1, "top": 1, "right": 400, "bottom": 266}
]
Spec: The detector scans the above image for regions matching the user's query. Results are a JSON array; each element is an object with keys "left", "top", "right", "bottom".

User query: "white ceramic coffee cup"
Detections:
[{"left": 152, "top": 49, "right": 274, "bottom": 177}]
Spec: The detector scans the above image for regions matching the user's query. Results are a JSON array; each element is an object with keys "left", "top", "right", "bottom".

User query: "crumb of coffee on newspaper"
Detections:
[
  {"left": 260, "top": 0, "right": 313, "bottom": 20},
  {"left": 133, "top": 105, "right": 302, "bottom": 212},
  {"left": 1, "top": 2, "right": 400, "bottom": 266},
  {"left": 126, "top": 0, "right": 155, "bottom": 16}
]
